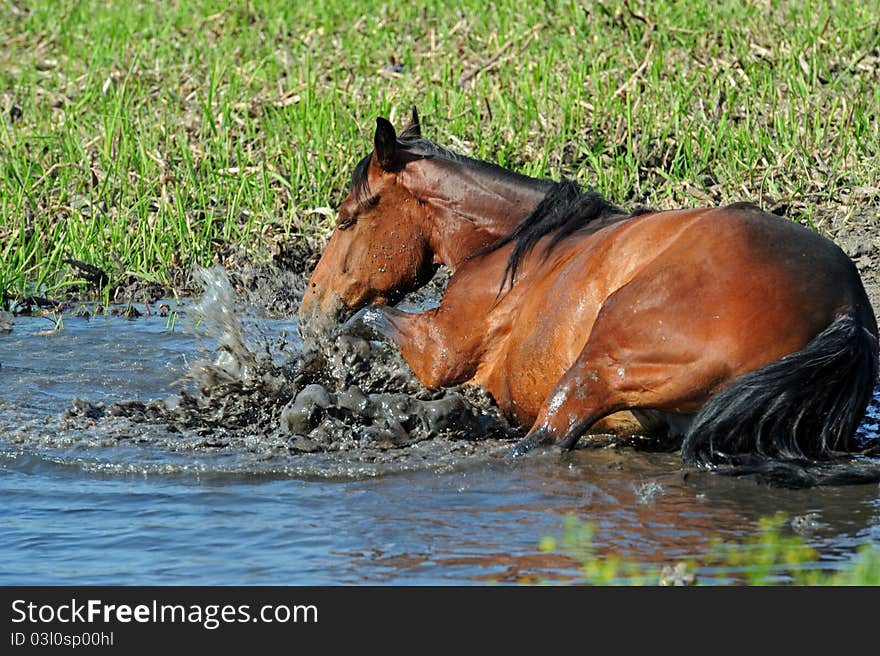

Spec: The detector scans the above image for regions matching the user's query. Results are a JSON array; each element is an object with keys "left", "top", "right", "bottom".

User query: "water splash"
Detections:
[
  {"left": 5, "top": 265, "right": 517, "bottom": 477},
  {"left": 188, "top": 266, "right": 264, "bottom": 385}
]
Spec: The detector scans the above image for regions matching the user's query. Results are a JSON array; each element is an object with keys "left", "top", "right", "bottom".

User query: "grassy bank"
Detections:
[{"left": 1, "top": 0, "right": 879, "bottom": 302}]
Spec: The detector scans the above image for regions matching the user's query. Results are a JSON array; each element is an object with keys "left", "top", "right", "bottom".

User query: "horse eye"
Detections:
[{"left": 337, "top": 217, "right": 356, "bottom": 231}]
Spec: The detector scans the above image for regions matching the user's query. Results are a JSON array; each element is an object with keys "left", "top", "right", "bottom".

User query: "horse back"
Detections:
[{"left": 471, "top": 202, "right": 876, "bottom": 422}]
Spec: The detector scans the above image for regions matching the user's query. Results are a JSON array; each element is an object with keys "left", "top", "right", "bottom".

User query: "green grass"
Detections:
[
  {"left": 539, "top": 514, "right": 880, "bottom": 585},
  {"left": 1, "top": 0, "right": 879, "bottom": 301}
]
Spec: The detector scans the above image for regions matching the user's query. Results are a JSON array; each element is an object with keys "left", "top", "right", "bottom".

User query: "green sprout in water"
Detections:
[
  {"left": 165, "top": 309, "right": 178, "bottom": 333},
  {"left": 539, "top": 515, "right": 660, "bottom": 585},
  {"left": 705, "top": 514, "right": 819, "bottom": 585},
  {"left": 42, "top": 311, "right": 64, "bottom": 332},
  {"left": 540, "top": 514, "right": 880, "bottom": 586}
]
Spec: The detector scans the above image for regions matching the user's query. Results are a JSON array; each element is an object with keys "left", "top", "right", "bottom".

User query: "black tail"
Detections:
[
  {"left": 707, "top": 456, "right": 880, "bottom": 488},
  {"left": 682, "top": 312, "right": 878, "bottom": 467}
]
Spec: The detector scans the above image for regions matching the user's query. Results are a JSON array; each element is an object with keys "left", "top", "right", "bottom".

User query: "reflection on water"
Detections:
[{"left": 1, "top": 306, "right": 879, "bottom": 584}]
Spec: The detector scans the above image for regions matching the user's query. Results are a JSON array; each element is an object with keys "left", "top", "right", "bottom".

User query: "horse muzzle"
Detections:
[{"left": 297, "top": 289, "right": 352, "bottom": 340}]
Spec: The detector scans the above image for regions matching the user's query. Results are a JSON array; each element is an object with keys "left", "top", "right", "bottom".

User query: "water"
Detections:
[{"left": 2, "top": 303, "right": 880, "bottom": 585}]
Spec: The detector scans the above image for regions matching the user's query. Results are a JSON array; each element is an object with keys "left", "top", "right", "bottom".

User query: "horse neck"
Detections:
[{"left": 405, "top": 158, "right": 551, "bottom": 270}]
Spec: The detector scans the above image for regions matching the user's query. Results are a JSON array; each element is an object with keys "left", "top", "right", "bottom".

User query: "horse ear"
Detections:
[
  {"left": 400, "top": 106, "right": 421, "bottom": 139},
  {"left": 374, "top": 117, "right": 397, "bottom": 170}
]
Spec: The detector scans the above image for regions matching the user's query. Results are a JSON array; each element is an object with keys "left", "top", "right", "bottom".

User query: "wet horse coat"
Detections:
[{"left": 300, "top": 111, "right": 878, "bottom": 465}]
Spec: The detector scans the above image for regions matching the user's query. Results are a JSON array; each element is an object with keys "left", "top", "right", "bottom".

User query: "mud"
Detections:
[
  {"left": 41, "top": 267, "right": 519, "bottom": 473},
  {"left": 826, "top": 207, "right": 880, "bottom": 313}
]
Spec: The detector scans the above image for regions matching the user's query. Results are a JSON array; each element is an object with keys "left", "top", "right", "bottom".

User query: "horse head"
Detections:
[
  {"left": 298, "top": 109, "right": 551, "bottom": 335},
  {"left": 299, "top": 110, "right": 437, "bottom": 334}
]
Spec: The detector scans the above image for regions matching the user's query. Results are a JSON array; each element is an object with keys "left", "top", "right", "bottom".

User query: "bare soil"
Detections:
[{"left": 824, "top": 208, "right": 880, "bottom": 314}]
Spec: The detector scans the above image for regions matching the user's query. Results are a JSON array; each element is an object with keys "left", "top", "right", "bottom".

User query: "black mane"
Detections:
[{"left": 475, "top": 180, "right": 634, "bottom": 291}]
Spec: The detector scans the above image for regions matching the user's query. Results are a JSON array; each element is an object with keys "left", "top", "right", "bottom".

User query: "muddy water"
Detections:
[{"left": 1, "top": 274, "right": 880, "bottom": 584}]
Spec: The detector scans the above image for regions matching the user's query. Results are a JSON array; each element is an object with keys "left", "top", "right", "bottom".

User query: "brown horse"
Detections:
[{"left": 299, "top": 110, "right": 878, "bottom": 466}]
